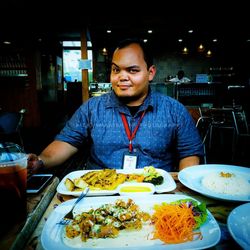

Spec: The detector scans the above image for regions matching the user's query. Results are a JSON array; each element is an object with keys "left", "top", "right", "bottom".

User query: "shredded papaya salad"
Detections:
[{"left": 151, "top": 199, "right": 207, "bottom": 244}]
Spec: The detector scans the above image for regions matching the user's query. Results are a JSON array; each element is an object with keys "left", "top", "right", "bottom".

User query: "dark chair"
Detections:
[
  {"left": 205, "top": 107, "right": 249, "bottom": 162},
  {"left": 195, "top": 115, "right": 213, "bottom": 164},
  {"left": 0, "top": 109, "right": 26, "bottom": 149},
  {"left": 186, "top": 105, "right": 202, "bottom": 123},
  {"left": 186, "top": 106, "right": 212, "bottom": 164},
  {"left": 231, "top": 109, "right": 250, "bottom": 162}
]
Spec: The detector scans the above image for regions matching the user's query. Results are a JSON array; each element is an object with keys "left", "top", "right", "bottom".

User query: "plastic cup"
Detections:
[{"left": 0, "top": 143, "right": 27, "bottom": 235}]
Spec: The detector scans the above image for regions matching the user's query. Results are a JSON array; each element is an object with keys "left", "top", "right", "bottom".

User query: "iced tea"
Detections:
[{"left": 0, "top": 164, "right": 27, "bottom": 235}]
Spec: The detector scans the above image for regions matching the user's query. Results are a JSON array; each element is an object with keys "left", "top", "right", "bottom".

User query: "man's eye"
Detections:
[
  {"left": 112, "top": 68, "right": 120, "bottom": 73},
  {"left": 129, "top": 68, "right": 139, "bottom": 73}
]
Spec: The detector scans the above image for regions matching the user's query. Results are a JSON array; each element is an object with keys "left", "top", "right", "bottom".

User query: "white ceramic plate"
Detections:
[
  {"left": 178, "top": 164, "right": 250, "bottom": 202},
  {"left": 41, "top": 194, "right": 221, "bottom": 250},
  {"left": 227, "top": 202, "right": 250, "bottom": 249},
  {"left": 57, "top": 168, "right": 176, "bottom": 196}
]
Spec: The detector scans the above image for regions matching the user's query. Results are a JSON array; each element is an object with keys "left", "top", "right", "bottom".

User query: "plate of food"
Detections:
[
  {"left": 41, "top": 194, "right": 221, "bottom": 250},
  {"left": 227, "top": 202, "right": 250, "bottom": 249},
  {"left": 56, "top": 166, "right": 176, "bottom": 196},
  {"left": 178, "top": 164, "right": 250, "bottom": 202}
]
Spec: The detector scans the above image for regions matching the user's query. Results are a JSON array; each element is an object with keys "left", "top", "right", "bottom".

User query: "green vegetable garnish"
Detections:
[
  {"left": 170, "top": 198, "right": 208, "bottom": 229},
  {"left": 142, "top": 166, "right": 164, "bottom": 185}
]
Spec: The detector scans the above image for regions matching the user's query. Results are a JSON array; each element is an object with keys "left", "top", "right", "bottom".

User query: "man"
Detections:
[
  {"left": 169, "top": 70, "right": 191, "bottom": 84},
  {"left": 28, "top": 38, "right": 203, "bottom": 174}
]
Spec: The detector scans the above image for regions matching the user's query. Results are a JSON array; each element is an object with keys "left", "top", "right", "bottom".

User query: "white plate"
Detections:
[
  {"left": 227, "top": 202, "right": 250, "bottom": 249},
  {"left": 178, "top": 164, "right": 250, "bottom": 202},
  {"left": 57, "top": 168, "right": 176, "bottom": 196},
  {"left": 41, "top": 194, "right": 221, "bottom": 250}
]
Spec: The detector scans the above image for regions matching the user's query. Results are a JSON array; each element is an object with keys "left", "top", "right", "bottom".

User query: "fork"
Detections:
[{"left": 57, "top": 187, "right": 89, "bottom": 225}]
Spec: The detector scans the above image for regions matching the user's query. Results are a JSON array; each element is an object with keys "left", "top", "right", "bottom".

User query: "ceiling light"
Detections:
[
  {"left": 147, "top": 30, "right": 153, "bottom": 34},
  {"left": 182, "top": 47, "right": 189, "bottom": 54},
  {"left": 178, "top": 39, "right": 183, "bottom": 43},
  {"left": 106, "top": 30, "right": 111, "bottom": 33},
  {"left": 102, "top": 47, "right": 108, "bottom": 55},
  {"left": 3, "top": 41, "right": 11, "bottom": 45},
  {"left": 206, "top": 50, "right": 212, "bottom": 57},
  {"left": 198, "top": 44, "right": 205, "bottom": 52}
]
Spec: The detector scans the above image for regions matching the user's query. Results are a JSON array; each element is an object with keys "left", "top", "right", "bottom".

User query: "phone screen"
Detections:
[{"left": 27, "top": 174, "right": 53, "bottom": 194}]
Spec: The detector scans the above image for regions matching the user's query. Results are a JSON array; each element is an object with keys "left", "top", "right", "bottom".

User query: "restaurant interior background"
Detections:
[{"left": 0, "top": 1, "right": 250, "bottom": 172}]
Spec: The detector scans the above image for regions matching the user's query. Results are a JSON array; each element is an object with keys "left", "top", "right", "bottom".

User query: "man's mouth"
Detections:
[{"left": 117, "top": 84, "right": 131, "bottom": 89}]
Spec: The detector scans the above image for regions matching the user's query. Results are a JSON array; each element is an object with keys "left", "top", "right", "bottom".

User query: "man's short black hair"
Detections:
[{"left": 114, "top": 38, "right": 154, "bottom": 69}]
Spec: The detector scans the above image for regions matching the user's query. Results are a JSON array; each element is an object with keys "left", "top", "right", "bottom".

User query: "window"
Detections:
[{"left": 62, "top": 41, "right": 93, "bottom": 89}]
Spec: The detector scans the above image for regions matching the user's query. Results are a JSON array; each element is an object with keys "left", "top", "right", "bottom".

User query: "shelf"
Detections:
[{"left": 0, "top": 69, "right": 28, "bottom": 77}]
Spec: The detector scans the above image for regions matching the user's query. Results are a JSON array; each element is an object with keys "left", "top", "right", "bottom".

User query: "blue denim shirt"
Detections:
[{"left": 55, "top": 89, "right": 203, "bottom": 171}]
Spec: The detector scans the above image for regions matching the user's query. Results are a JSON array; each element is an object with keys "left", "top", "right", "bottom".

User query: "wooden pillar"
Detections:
[{"left": 81, "top": 29, "right": 89, "bottom": 102}]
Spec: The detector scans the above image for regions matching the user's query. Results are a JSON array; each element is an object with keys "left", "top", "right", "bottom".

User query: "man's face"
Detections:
[{"left": 110, "top": 43, "right": 156, "bottom": 106}]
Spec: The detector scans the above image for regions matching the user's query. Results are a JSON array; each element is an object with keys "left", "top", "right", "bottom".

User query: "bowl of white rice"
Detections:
[{"left": 202, "top": 171, "right": 250, "bottom": 196}]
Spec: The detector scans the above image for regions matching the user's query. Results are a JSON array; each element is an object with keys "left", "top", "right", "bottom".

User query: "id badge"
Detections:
[{"left": 123, "top": 152, "right": 138, "bottom": 171}]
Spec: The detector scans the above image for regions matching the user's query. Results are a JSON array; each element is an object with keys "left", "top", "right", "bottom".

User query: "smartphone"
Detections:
[{"left": 27, "top": 174, "right": 53, "bottom": 194}]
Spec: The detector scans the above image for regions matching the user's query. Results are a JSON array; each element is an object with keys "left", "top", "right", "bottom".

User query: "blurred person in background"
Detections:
[{"left": 169, "top": 70, "right": 191, "bottom": 84}]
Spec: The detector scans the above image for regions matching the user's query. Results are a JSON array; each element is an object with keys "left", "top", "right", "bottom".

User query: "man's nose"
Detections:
[{"left": 118, "top": 70, "right": 129, "bottom": 80}]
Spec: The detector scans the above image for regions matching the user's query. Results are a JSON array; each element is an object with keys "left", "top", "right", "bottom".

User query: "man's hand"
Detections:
[{"left": 27, "top": 153, "right": 44, "bottom": 176}]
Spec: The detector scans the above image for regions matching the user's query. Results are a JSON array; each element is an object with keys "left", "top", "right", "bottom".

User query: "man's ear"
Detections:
[{"left": 148, "top": 65, "right": 156, "bottom": 81}]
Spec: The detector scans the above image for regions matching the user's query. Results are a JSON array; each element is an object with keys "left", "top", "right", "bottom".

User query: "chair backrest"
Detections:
[
  {"left": 186, "top": 106, "right": 202, "bottom": 124},
  {"left": 206, "top": 107, "right": 249, "bottom": 135},
  {"left": 195, "top": 115, "right": 213, "bottom": 164},
  {"left": 0, "top": 109, "right": 26, "bottom": 148},
  {"left": 0, "top": 112, "right": 22, "bottom": 134},
  {"left": 204, "top": 108, "right": 236, "bottom": 130},
  {"left": 185, "top": 106, "right": 211, "bottom": 163},
  {"left": 232, "top": 109, "right": 249, "bottom": 135},
  {"left": 195, "top": 116, "right": 213, "bottom": 144}
]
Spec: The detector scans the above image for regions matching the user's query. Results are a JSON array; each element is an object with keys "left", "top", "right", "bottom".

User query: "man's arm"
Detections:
[
  {"left": 28, "top": 140, "right": 78, "bottom": 174},
  {"left": 179, "top": 156, "right": 200, "bottom": 171},
  {"left": 39, "top": 140, "right": 78, "bottom": 168}
]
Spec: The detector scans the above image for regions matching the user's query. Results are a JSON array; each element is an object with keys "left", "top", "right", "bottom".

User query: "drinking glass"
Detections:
[{"left": 0, "top": 142, "right": 27, "bottom": 235}]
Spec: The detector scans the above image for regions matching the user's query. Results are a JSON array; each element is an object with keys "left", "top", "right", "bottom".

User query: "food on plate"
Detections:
[
  {"left": 151, "top": 199, "right": 207, "bottom": 244},
  {"left": 125, "top": 166, "right": 164, "bottom": 185},
  {"left": 219, "top": 171, "right": 234, "bottom": 178},
  {"left": 119, "top": 185, "right": 152, "bottom": 193},
  {"left": 81, "top": 169, "right": 127, "bottom": 190},
  {"left": 64, "top": 178, "right": 75, "bottom": 191},
  {"left": 202, "top": 171, "right": 250, "bottom": 195},
  {"left": 65, "top": 198, "right": 151, "bottom": 242},
  {"left": 65, "top": 177, "right": 88, "bottom": 191},
  {"left": 64, "top": 169, "right": 126, "bottom": 191},
  {"left": 74, "top": 177, "right": 89, "bottom": 189},
  {"left": 64, "top": 170, "right": 124, "bottom": 192},
  {"left": 125, "top": 173, "right": 145, "bottom": 182},
  {"left": 118, "top": 182, "right": 155, "bottom": 195},
  {"left": 142, "top": 166, "right": 164, "bottom": 185},
  {"left": 64, "top": 166, "right": 164, "bottom": 192},
  {"left": 64, "top": 198, "right": 207, "bottom": 245}
]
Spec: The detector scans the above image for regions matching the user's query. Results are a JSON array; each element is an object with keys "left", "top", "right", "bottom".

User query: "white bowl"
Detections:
[{"left": 118, "top": 182, "right": 155, "bottom": 196}]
